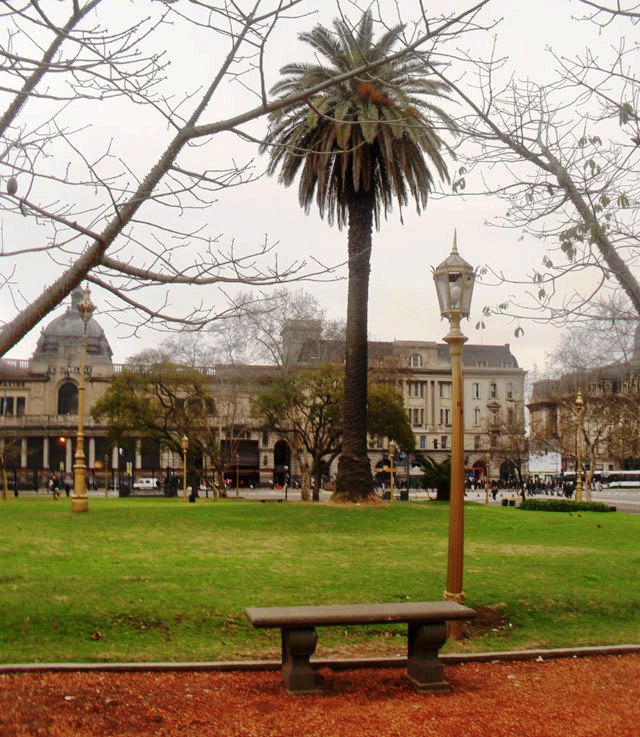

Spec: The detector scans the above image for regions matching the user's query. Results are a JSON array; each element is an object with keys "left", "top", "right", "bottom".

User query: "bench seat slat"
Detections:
[{"left": 245, "top": 601, "right": 475, "bottom": 628}]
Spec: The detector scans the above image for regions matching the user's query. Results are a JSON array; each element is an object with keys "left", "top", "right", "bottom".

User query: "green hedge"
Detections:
[{"left": 521, "top": 499, "right": 614, "bottom": 513}]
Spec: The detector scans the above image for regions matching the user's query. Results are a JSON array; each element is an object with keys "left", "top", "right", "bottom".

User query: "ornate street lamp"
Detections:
[
  {"left": 575, "top": 390, "right": 584, "bottom": 503},
  {"left": 182, "top": 435, "right": 189, "bottom": 501},
  {"left": 432, "top": 232, "right": 475, "bottom": 638},
  {"left": 71, "top": 286, "right": 95, "bottom": 513},
  {"left": 388, "top": 440, "right": 397, "bottom": 500}
]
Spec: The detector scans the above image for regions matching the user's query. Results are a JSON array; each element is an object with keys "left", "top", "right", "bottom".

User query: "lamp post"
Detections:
[
  {"left": 388, "top": 440, "right": 397, "bottom": 500},
  {"left": 575, "top": 390, "right": 584, "bottom": 503},
  {"left": 71, "top": 286, "right": 95, "bottom": 513},
  {"left": 182, "top": 435, "right": 189, "bottom": 501},
  {"left": 104, "top": 453, "right": 109, "bottom": 498},
  {"left": 284, "top": 465, "right": 289, "bottom": 501},
  {"left": 235, "top": 452, "right": 240, "bottom": 497},
  {"left": 432, "top": 232, "right": 475, "bottom": 639}
]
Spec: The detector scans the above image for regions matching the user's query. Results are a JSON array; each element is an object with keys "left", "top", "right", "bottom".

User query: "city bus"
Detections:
[{"left": 600, "top": 470, "right": 640, "bottom": 488}]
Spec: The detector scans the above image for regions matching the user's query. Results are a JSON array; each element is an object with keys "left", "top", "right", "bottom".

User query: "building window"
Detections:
[
  {"left": 419, "top": 436, "right": 426, "bottom": 450},
  {"left": 490, "top": 382, "right": 497, "bottom": 399},
  {"left": 407, "top": 381, "right": 425, "bottom": 398},
  {"left": 0, "top": 395, "right": 26, "bottom": 415},
  {"left": 261, "top": 430, "right": 269, "bottom": 447},
  {"left": 507, "top": 408, "right": 515, "bottom": 426},
  {"left": 474, "top": 435, "right": 481, "bottom": 450},
  {"left": 507, "top": 383, "right": 513, "bottom": 400},
  {"left": 474, "top": 408, "right": 481, "bottom": 426},
  {"left": 412, "top": 408, "right": 424, "bottom": 426},
  {"left": 441, "top": 436, "right": 448, "bottom": 449},
  {"left": 408, "top": 353, "right": 423, "bottom": 368},
  {"left": 57, "top": 382, "right": 79, "bottom": 415},
  {"left": 472, "top": 383, "right": 480, "bottom": 399},
  {"left": 440, "top": 408, "right": 451, "bottom": 426},
  {"left": 439, "top": 382, "right": 451, "bottom": 399}
]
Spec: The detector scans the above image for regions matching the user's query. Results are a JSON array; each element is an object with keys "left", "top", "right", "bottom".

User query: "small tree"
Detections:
[
  {"left": 91, "top": 353, "right": 217, "bottom": 484},
  {"left": 415, "top": 454, "right": 452, "bottom": 502},
  {"left": 251, "top": 364, "right": 344, "bottom": 501},
  {"left": 252, "top": 365, "right": 414, "bottom": 501}
]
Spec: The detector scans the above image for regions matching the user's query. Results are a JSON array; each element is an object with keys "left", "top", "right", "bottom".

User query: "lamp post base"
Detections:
[
  {"left": 71, "top": 495, "right": 89, "bottom": 513},
  {"left": 444, "top": 590, "right": 466, "bottom": 640}
]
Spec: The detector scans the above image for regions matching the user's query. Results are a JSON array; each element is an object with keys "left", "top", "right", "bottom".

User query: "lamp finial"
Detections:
[{"left": 452, "top": 229, "right": 459, "bottom": 255}]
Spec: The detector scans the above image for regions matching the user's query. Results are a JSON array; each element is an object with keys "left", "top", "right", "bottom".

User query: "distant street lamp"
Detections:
[
  {"left": 182, "top": 435, "right": 189, "bottom": 501},
  {"left": 71, "top": 286, "right": 95, "bottom": 513},
  {"left": 284, "top": 464, "right": 289, "bottom": 501},
  {"left": 433, "top": 232, "right": 475, "bottom": 639},
  {"left": 388, "top": 440, "right": 397, "bottom": 500},
  {"left": 575, "top": 390, "right": 584, "bottom": 503},
  {"left": 235, "top": 452, "right": 240, "bottom": 497},
  {"left": 104, "top": 453, "right": 109, "bottom": 498}
]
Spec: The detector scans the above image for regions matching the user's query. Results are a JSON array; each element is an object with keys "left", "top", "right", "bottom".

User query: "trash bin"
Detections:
[
  {"left": 400, "top": 490, "right": 409, "bottom": 501},
  {"left": 382, "top": 491, "right": 391, "bottom": 501}
]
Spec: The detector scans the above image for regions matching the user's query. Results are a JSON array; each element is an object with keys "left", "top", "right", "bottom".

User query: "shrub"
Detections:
[{"left": 521, "top": 499, "right": 614, "bottom": 513}]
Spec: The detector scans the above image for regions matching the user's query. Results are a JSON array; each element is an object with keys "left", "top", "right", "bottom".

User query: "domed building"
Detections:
[
  {"left": 0, "top": 287, "right": 122, "bottom": 490},
  {"left": 31, "top": 287, "right": 113, "bottom": 370}
]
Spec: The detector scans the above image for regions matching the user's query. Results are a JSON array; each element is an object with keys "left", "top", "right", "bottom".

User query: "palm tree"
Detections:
[
  {"left": 416, "top": 454, "right": 452, "bottom": 502},
  {"left": 261, "top": 10, "right": 456, "bottom": 501}
]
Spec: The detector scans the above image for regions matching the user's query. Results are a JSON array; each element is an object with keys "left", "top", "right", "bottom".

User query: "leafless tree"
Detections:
[
  {"left": 578, "top": 1, "right": 640, "bottom": 25},
  {"left": 0, "top": 0, "right": 491, "bottom": 357},
  {"left": 544, "top": 294, "right": 639, "bottom": 376},
  {"left": 434, "top": 0, "right": 640, "bottom": 331}
]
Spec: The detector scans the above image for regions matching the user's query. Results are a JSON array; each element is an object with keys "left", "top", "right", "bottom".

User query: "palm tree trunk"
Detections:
[{"left": 334, "top": 188, "right": 376, "bottom": 501}]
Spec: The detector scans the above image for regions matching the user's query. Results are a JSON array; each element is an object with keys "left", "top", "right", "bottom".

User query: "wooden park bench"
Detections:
[{"left": 245, "top": 601, "right": 476, "bottom": 695}]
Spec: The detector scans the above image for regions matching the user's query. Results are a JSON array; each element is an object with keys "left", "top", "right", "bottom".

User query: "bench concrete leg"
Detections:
[
  {"left": 281, "top": 628, "right": 319, "bottom": 695},
  {"left": 406, "top": 621, "right": 450, "bottom": 693}
]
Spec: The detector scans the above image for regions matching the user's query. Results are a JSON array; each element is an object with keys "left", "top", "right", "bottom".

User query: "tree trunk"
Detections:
[
  {"left": 312, "top": 460, "right": 322, "bottom": 502},
  {"left": 295, "top": 446, "right": 311, "bottom": 502},
  {"left": 334, "top": 188, "right": 376, "bottom": 502}
]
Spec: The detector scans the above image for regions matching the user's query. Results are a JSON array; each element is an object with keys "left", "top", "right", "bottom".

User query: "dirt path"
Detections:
[{"left": 1, "top": 654, "right": 637, "bottom": 737}]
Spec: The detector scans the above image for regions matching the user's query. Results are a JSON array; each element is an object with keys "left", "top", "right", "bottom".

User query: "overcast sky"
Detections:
[{"left": 1, "top": 0, "right": 629, "bottom": 374}]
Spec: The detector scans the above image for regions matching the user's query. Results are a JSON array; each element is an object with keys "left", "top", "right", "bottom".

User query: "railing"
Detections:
[
  {"left": 0, "top": 414, "right": 105, "bottom": 428},
  {"left": 0, "top": 358, "right": 30, "bottom": 372}
]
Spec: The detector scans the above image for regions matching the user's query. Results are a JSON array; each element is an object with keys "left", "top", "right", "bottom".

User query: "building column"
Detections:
[
  {"left": 89, "top": 437, "right": 96, "bottom": 469},
  {"left": 65, "top": 439, "right": 73, "bottom": 474},
  {"left": 135, "top": 439, "right": 142, "bottom": 469},
  {"left": 21, "top": 438, "right": 28, "bottom": 467},
  {"left": 43, "top": 437, "right": 50, "bottom": 469},
  {"left": 112, "top": 446, "right": 119, "bottom": 469}
]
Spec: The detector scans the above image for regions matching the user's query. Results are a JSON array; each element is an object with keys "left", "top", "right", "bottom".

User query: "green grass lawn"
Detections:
[{"left": 0, "top": 496, "right": 637, "bottom": 663}]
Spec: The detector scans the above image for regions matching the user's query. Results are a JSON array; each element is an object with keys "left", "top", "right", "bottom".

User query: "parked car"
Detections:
[{"left": 132, "top": 477, "right": 159, "bottom": 491}]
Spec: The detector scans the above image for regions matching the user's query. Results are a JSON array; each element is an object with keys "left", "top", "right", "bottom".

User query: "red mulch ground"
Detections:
[{"left": 1, "top": 654, "right": 637, "bottom": 737}]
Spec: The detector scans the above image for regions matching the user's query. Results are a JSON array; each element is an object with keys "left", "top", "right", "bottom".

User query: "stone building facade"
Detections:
[
  {"left": 1, "top": 290, "right": 526, "bottom": 491},
  {"left": 528, "top": 362, "right": 640, "bottom": 476}
]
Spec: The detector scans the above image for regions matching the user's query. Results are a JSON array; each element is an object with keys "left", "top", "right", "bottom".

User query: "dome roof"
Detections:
[{"left": 32, "top": 287, "right": 113, "bottom": 360}]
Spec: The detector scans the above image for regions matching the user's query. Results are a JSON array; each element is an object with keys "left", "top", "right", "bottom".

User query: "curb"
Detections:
[{"left": 1, "top": 644, "right": 638, "bottom": 675}]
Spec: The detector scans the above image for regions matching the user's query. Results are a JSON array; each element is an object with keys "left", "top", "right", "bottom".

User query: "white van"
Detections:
[{"left": 132, "top": 477, "right": 159, "bottom": 491}]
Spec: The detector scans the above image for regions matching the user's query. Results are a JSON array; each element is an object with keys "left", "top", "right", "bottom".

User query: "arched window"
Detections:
[
  {"left": 408, "top": 353, "right": 423, "bottom": 368},
  {"left": 57, "top": 382, "right": 78, "bottom": 414}
]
